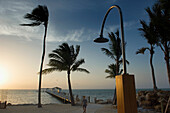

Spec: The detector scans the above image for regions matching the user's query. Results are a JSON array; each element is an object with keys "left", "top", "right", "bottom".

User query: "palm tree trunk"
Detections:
[
  {"left": 113, "top": 59, "right": 119, "bottom": 105},
  {"left": 67, "top": 70, "right": 75, "bottom": 106},
  {"left": 116, "top": 59, "right": 119, "bottom": 75},
  {"left": 112, "top": 86, "right": 117, "bottom": 105},
  {"left": 38, "top": 24, "right": 48, "bottom": 108},
  {"left": 165, "top": 58, "right": 170, "bottom": 85},
  {"left": 164, "top": 43, "right": 170, "bottom": 85},
  {"left": 150, "top": 46, "right": 157, "bottom": 91}
]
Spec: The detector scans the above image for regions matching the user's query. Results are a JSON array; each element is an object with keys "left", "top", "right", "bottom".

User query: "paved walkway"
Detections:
[
  {"left": 0, "top": 104, "right": 117, "bottom": 113},
  {"left": 71, "top": 104, "right": 117, "bottom": 113}
]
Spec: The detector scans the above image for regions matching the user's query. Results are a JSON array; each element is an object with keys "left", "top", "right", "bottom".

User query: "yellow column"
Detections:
[{"left": 116, "top": 74, "right": 138, "bottom": 113}]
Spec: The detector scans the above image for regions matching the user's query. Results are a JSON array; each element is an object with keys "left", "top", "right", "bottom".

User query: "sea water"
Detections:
[
  {"left": 0, "top": 89, "right": 115, "bottom": 105},
  {"left": 0, "top": 89, "right": 169, "bottom": 105},
  {"left": 0, "top": 89, "right": 62, "bottom": 105},
  {"left": 63, "top": 89, "right": 114, "bottom": 103}
]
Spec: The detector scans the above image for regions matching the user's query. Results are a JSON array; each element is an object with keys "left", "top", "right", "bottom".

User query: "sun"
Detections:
[{"left": 0, "top": 67, "right": 8, "bottom": 85}]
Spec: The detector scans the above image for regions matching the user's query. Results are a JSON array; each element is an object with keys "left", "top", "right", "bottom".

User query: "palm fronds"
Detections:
[
  {"left": 42, "top": 43, "right": 89, "bottom": 75},
  {"left": 105, "top": 63, "right": 122, "bottom": 79},
  {"left": 74, "top": 68, "right": 90, "bottom": 73},
  {"left": 20, "top": 5, "right": 49, "bottom": 27},
  {"left": 136, "top": 47, "right": 150, "bottom": 54}
]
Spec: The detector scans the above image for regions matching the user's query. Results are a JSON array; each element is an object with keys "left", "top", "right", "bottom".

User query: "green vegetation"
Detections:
[
  {"left": 105, "top": 64, "right": 122, "bottom": 79},
  {"left": 136, "top": 20, "right": 158, "bottom": 91},
  {"left": 42, "top": 43, "right": 89, "bottom": 106},
  {"left": 20, "top": 5, "right": 49, "bottom": 108},
  {"left": 137, "top": 0, "right": 170, "bottom": 86},
  {"left": 147, "top": 0, "right": 170, "bottom": 85},
  {"left": 101, "top": 30, "right": 128, "bottom": 105},
  {"left": 101, "top": 30, "right": 122, "bottom": 76}
]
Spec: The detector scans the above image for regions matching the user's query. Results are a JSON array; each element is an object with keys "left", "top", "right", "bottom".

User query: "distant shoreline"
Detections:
[
  {"left": 0, "top": 88, "right": 170, "bottom": 90},
  {"left": 0, "top": 88, "right": 169, "bottom": 105}
]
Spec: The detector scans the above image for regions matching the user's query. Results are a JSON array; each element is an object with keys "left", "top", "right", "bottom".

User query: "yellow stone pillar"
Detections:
[{"left": 116, "top": 74, "right": 138, "bottom": 113}]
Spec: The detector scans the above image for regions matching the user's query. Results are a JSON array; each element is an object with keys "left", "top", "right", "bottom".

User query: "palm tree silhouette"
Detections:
[
  {"left": 101, "top": 30, "right": 128, "bottom": 105},
  {"left": 105, "top": 64, "right": 123, "bottom": 79},
  {"left": 105, "top": 63, "right": 122, "bottom": 103},
  {"left": 42, "top": 43, "right": 89, "bottom": 106},
  {"left": 145, "top": 0, "right": 170, "bottom": 85},
  {"left": 136, "top": 20, "right": 158, "bottom": 91},
  {"left": 101, "top": 31, "right": 122, "bottom": 75},
  {"left": 20, "top": 5, "right": 49, "bottom": 108}
]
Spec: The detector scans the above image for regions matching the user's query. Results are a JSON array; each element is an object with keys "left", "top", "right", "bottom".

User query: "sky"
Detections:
[{"left": 0, "top": 0, "right": 169, "bottom": 89}]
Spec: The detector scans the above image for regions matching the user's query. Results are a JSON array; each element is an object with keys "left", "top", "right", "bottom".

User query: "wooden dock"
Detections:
[{"left": 46, "top": 89, "right": 71, "bottom": 103}]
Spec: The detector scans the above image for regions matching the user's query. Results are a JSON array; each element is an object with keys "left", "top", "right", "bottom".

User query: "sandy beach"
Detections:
[
  {"left": 0, "top": 104, "right": 160, "bottom": 113},
  {"left": 0, "top": 104, "right": 114, "bottom": 113}
]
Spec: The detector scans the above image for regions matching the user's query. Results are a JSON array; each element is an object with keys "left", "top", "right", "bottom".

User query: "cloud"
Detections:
[
  {"left": 124, "top": 21, "right": 139, "bottom": 30},
  {"left": 47, "top": 28, "right": 97, "bottom": 42},
  {"left": 0, "top": 0, "right": 98, "bottom": 43},
  {"left": 0, "top": 0, "right": 119, "bottom": 43},
  {"left": 47, "top": 28, "right": 85, "bottom": 42},
  {"left": 48, "top": 0, "right": 117, "bottom": 12},
  {"left": 105, "top": 21, "right": 139, "bottom": 33},
  {"left": 0, "top": 0, "right": 37, "bottom": 41}
]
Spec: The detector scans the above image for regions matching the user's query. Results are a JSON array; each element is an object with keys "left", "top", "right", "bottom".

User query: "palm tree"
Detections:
[
  {"left": 105, "top": 63, "right": 123, "bottom": 104},
  {"left": 20, "top": 5, "right": 49, "bottom": 108},
  {"left": 42, "top": 43, "right": 89, "bottom": 106},
  {"left": 105, "top": 64, "right": 123, "bottom": 79},
  {"left": 101, "top": 30, "right": 126, "bottom": 105},
  {"left": 101, "top": 30, "right": 122, "bottom": 75},
  {"left": 146, "top": 0, "right": 170, "bottom": 85},
  {"left": 136, "top": 20, "right": 158, "bottom": 91}
]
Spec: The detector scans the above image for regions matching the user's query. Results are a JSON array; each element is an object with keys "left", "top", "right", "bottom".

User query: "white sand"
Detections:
[
  {"left": 0, "top": 104, "right": 159, "bottom": 113},
  {"left": 0, "top": 104, "right": 115, "bottom": 113}
]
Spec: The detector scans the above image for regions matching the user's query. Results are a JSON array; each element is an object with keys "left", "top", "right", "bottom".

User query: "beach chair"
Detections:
[{"left": 0, "top": 101, "right": 7, "bottom": 109}]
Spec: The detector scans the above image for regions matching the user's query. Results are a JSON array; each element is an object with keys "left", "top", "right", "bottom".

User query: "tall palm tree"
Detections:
[
  {"left": 101, "top": 30, "right": 122, "bottom": 76},
  {"left": 137, "top": 20, "right": 158, "bottom": 90},
  {"left": 20, "top": 5, "right": 49, "bottom": 108},
  {"left": 101, "top": 30, "right": 125, "bottom": 105},
  {"left": 146, "top": 0, "right": 170, "bottom": 85},
  {"left": 42, "top": 43, "right": 89, "bottom": 106},
  {"left": 105, "top": 63, "right": 122, "bottom": 104},
  {"left": 137, "top": 20, "right": 158, "bottom": 91}
]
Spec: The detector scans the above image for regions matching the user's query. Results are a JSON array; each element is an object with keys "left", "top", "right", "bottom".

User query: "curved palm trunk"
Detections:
[
  {"left": 67, "top": 70, "right": 75, "bottom": 106},
  {"left": 112, "top": 59, "right": 119, "bottom": 105},
  {"left": 112, "top": 86, "right": 117, "bottom": 105},
  {"left": 116, "top": 59, "right": 119, "bottom": 75},
  {"left": 164, "top": 43, "right": 170, "bottom": 85},
  {"left": 150, "top": 46, "right": 157, "bottom": 91},
  {"left": 165, "top": 57, "right": 170, "bottom": 85},
  {"left": 38, "top": 24, "right": 48, "bottom": 108}
]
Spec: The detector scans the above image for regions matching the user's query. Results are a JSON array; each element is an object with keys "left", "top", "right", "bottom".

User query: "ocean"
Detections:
[{"left": 0, "top": 89, "right": 169, "bottom": 105}]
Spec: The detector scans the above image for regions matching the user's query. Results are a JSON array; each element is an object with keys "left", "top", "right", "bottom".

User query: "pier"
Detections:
[{"left": 46, "top": 88, "right": 71, "bottom": 104}]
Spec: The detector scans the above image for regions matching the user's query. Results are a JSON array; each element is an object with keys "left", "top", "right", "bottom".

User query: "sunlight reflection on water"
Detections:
[{"left": 0, "top": 90, "right": 62, "bottom": 105}]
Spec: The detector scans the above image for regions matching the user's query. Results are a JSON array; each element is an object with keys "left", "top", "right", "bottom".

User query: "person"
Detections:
[
  {"left": 76, "top": 95, "right": 80, "bottom": 102},
  {"left": 82, "top": 96, "right": 87, "bottom": 113}
]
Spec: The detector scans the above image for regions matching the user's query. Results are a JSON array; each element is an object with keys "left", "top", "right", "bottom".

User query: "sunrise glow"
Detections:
[{"left": 0, "top": 66, "right": 8, "bottom": 85}]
